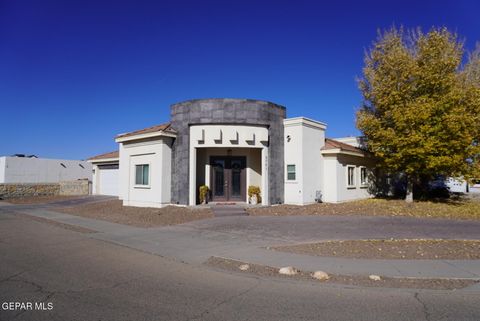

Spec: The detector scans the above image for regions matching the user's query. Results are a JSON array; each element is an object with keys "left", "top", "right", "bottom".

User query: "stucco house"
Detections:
[{"left": 88, "top": 99, "right": 374, "bottom": 207}]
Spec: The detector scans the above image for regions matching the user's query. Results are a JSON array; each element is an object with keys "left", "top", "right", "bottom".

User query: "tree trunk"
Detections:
[{"left": 405, "top": 177, "right": 414, "bottom": 203}]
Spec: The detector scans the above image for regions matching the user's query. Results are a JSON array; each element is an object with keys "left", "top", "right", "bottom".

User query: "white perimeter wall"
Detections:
[
  {"left": 118, "top": 137, "right": 172, "bottom": 208},
  {"left": 284, "top": 118, "right": 326, "bottom": 205},
  {"left": 0, "top": 157, "right": 5, "bottom": 183},
  {"left": 0, "top": 156, "right": 92, "bottom": 183}
]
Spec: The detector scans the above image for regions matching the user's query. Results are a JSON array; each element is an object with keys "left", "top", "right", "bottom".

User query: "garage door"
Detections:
[{"left": 98, "top": 165, "right": 119, "bottom": 196}]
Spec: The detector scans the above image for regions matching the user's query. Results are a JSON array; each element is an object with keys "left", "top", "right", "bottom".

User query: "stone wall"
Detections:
[
  {"left": 59, "top": 179, "right": 90, "bottom": 196},
  {"left": 0, "top": 180, "right": 91, "bottom": 199},
  {"left": 0, "top": 183, "right": 60, "bottom": 199},
  {"left": 170, "top": 98, "right": 286, "bottom": 205}
]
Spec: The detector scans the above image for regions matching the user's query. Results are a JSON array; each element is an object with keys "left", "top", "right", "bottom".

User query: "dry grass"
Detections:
[
  {"left": 247, "top": 197, "right": 480, "bottom": 220},
  {"left": 57, "top": 200, "right": 214, "bottom": 227}
]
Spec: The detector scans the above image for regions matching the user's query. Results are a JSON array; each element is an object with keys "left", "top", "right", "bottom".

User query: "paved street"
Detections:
[
  {"left": 4, "top": 200, "right": 480, "bottom": 279},
  {"left": 1, "top": 206, "right": 480, "bottom": 320}
]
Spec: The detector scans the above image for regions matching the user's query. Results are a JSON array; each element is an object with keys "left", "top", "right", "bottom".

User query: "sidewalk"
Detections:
[{"left": 2, "top": 201, "right": 480, "bottom": 285}]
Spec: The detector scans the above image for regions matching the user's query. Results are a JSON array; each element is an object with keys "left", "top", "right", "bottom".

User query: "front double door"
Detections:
[{"left": 210, "top": 156, "right": 246, "bottom": 202}]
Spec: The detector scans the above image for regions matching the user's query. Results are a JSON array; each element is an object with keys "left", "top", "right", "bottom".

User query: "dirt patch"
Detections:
[
  {"left": 272, "top": 239, "right": 480, "bottom": 260},
  {"left": 247, "top": 198, "right": 480, "bottom": 220},
  {"left": 5, "top": 195, "right": 84, "bottom": 204},
  {"left": 205, "top": 257, "right": 478, "bottom": 290},
  {"left": 56, "top": 200, "right": 214, "bottom": 227}
]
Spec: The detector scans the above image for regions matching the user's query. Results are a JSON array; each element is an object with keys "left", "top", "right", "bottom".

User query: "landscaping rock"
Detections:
[
  {"left": 279, "top": 266, "right": 298, "bottom": 276},
  {"left": 239, "top": 264, "right": 250, "bottom": 271},
  {"left": 312, "top": 271, "right": 330, "bottom": 281},
  {"left": 369, "top": 274, "right": 382, "bottom": 281}
]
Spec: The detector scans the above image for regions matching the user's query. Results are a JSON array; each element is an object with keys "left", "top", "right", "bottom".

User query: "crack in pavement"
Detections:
[
  {"left": 186, "top": 279, "right": 262, "bottom": 321},
  {"left": 414, "top": 292, "right": 432, "bottom": 321},
  {"left": 1, "top": 278, "right": 56, "bottom": 320},
  {"left": 0, "top": 270, "right": 29, "bottom": 283},
  {"left": 1, "top": 274, "right": 146, "bottom": 320}
]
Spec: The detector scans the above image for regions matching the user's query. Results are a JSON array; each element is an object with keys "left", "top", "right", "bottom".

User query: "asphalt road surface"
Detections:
[{"left": 1, "top": 209, "right": 479, "bottom": 321}]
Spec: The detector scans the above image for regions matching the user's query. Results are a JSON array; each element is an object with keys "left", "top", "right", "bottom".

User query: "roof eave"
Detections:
[
  {"left": 115, "top": 130, "right": 177, "bottom": 143},
  {"left": 321, "top": 149, "right": 366, "bottom": 158},
  {"left": 87, "top": 157, "right": 119, "bottom": 163}
]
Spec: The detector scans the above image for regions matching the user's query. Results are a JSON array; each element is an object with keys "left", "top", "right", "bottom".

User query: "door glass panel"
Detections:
[
  {"left": 231, "top": 159, "right": 241, "bottom": 197},
  {"left": 213, "top": 160, "right": 224, "bottom": 197}
]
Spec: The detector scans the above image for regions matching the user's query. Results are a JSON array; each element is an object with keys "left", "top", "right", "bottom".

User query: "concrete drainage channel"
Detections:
[{"left": 210, "top": 205, "right": 248, "bottom": 217}]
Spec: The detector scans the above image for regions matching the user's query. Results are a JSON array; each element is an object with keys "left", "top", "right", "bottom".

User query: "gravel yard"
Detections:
[
  {"left": 272, "top": 239, "right": 480, "bottom": 260},
  {"left": 57, "top": 199, "right": 214, "bottom": 227},
  {"left": 205, "top": 257, "right": 478, "bottom": 290},
  {"left": 247, "top": 197, "right": 480, "bottom": 220}
]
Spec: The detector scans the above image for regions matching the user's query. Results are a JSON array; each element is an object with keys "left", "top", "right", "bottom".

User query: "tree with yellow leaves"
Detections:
[{"left": 357, "top": 27, "right": 480, "bottom": 202}]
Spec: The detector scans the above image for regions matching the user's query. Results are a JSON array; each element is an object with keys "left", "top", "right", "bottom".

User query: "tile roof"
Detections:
[
  {"left": 116, "top": 122, "right": 176, "bottom": 139},
  {"left": 88, "top": 150, "right": 119, "bottom": 160},
  {"left": 322, "top": 138, "right": 366, "bottom": 154}
]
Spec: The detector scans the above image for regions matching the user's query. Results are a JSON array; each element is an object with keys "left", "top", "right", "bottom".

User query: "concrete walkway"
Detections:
[
  {"left": 1, "top": 201, "right": 480, "bottom": 287},
  {"left": 210, "top": 204, "right": 247, "bottom": 217}
]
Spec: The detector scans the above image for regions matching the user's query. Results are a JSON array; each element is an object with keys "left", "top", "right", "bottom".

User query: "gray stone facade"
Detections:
[{"left": 170, "top": 98, "right": 286, "bottom": 205}]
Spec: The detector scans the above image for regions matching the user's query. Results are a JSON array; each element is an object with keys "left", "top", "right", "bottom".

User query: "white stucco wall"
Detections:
[
  {"left": 332, "top": 136, "right": 364, "bottom": 148},
  {"left": 322, "top": 156, "right": 338, "bottom": 203},
  {"left": 284, "top": 117, "right": 326, "bottom": 205},
  {"left": 190, "top": 124, "right": 269, "bottom": 148},
  {"left": 118, "top": 137, "right": 173, "bottom": 208},
  {"left": 0, "top": 157, "right": 5, "bottom": 183},
  {"left": 160, "top": 140, "right": 172, "bottom": 203},
  {"left": 0, "top": 156, "right": 92, "bottom": 183},
  {"left": 92, "top": 164, "right": 98, "bottom": 194},
  {"left": 322, "top": 153, "right": 374, "bottom": 203},
  {"left": 284, "top": 122, "right": 303, "bottom": 204}
]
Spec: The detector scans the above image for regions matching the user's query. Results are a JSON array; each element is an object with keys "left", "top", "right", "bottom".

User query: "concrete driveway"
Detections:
[{"left": 177, "top": 214, "right": 480, "bottom": 243}]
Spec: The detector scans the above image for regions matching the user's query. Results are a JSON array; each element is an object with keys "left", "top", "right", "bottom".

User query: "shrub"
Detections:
[
  {"left": 248, "top": 186, "right": 261, "bottom": 203},
  {"left": 199, "top": 185, "right": 209, "bottom": 204}
]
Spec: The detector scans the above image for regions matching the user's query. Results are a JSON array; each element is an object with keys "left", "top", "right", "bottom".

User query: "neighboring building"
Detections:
[
  {"left": 445, "top": 177, "right": 469, "bottom": 193},
  {"left": 89, "top": 98, "right": 373, "bottom": 207},
  {"left": 0, "top": 155, "right": 92, "bottom": 184},
  {"left": 471, "top": 180, "right": 480, "bottom": 193}
]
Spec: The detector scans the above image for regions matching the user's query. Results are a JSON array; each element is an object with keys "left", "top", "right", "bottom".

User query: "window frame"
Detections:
[
  {"left": 359, "top": 166, "right": 368, "bottom": 187},
  {"left": 346, "top": 165, "right": 356, "bottom": 188},
  {"left": 286, "top": 164, "right": 296, "bottom": 181},
  {"left": 134, "top": 163, "right": 151, "bottom": 188}
]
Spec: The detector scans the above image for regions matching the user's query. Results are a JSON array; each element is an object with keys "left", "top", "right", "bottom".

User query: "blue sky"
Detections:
[{"left": 1, "top": 0, "right": 479, "bottom": 159}]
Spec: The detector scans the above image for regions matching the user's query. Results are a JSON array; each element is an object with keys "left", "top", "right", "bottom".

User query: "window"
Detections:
[
  {"left": 287, "top": 164, "right": 296, "bottom": 181},
  {"left": 135, "top": 164, "right": 149, "bottom": 186},
  {"left": 360, "top": 167, "right": 368, "bottom": 186},
  {"left": 347, "top": 166, "right": 355, "bottom": 187}
]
